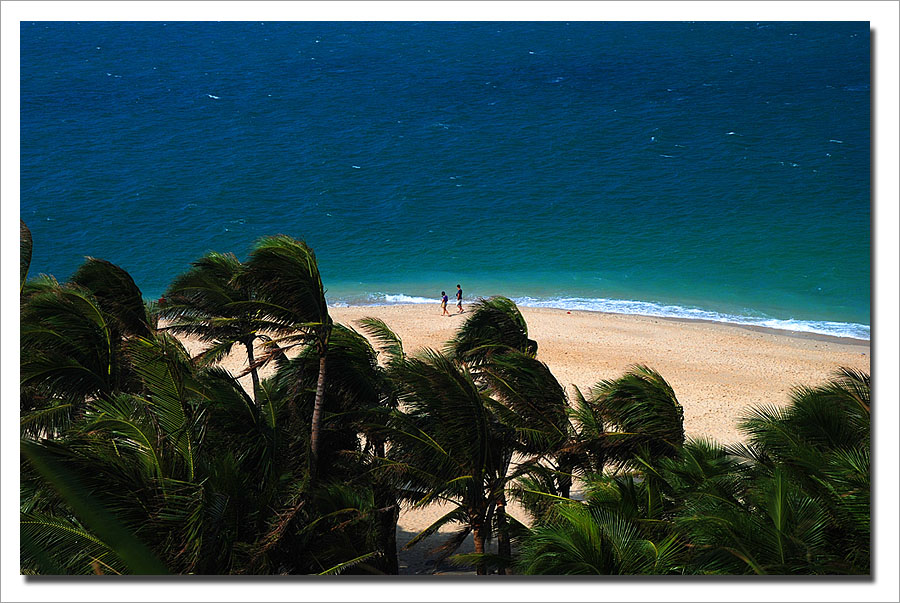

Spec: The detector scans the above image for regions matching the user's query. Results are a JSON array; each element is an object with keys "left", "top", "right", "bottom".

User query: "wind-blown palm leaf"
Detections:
[
  {"left": 445, "top": 296, "right": 537, "bottom": 365},
  {"left": 237, "top": 235, "right": 330, "bottom": 341},
  {"left": 733, "top": 369, "right": 870, "bottom": 574},
  {"left": 125, "top": 334, "right": 204, "bottom": 480},
  {"left": 21, "top": 285, "right": 122, "bottom": 400},
  {"left": 403, "top": 506, "right": 470, "bottom": 550},
  {"left": 163, "top": 252, "right": 245, "bottom": 318},
  {"left": 291, "top": 324, "right": 382, "bottom": 414},
  {"left": 20, "top": 273, "right": 59, "bottom": 301},
  {"left": 21, "top": 219, "right": 33, "bottom": 292},
  {"left": 237, "top": 234, "right": 332, "bottom": 479},
  {"left": 83, "top": 394, "right": 168, "bottom": 482},
  {"left": 385, "top": 348, "right": 522, "bottom": 573},
  {"left": 515, "top": 503, "right": 684, "bottom": 575},
  {"left": 739, "top": 368, "right": 869, "bottom": 460},
  {"left": 358, "top": 316, "right": 405, "bottom": 366},
  {"left": 20, "top": 394, "right": 77, "bottom": 440},
  {"left": 509, "top": 469, "right": 576, "bottom": 521},
  {"left": 69, "top": 257, "right": 151, "bottom": 338},
  {"left": 21, "top": 512, "right": 128, "bottom": 575},
  {"left": 317, "top": 551, "right": 381, "bottom": 575},
  {"left": 479, "top": 350, "right": 569, "bottom": 455},
  {"left": 589, "top": 365, "right": 685, "bottom": 464},
  {"left": 564, "top": 385, "right": 608, "bottom": 475},
  {"left": 21, "top": 439, "right": 169, "bottom": 574},
  {"left": 677, "top": 466, "right": 832, "bottom": 574},
  {"left": 262, "top": 324, "right": 385, "bottom": 477},
  {"left": 160, "top": 251, "right": 273, "bottom": 399},
  {"left": 389, "top": 349, "right": 493, "bottom": 488}
]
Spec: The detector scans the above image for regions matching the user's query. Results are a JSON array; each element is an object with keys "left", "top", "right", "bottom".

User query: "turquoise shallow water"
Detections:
[{"left": 20, "top": 21, "right": 870, "bottom": 339}]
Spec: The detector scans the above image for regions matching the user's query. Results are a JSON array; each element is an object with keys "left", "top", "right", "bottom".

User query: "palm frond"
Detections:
[
  {"left": 237, "top": 235, "right": 330, "bottom": 340},
  {"left": 125, "top": 335, "right": 202, "bottom": 480},
  {"left": 69, "top": 257, "right": 150, "bottom": 338},
  {"left": 21, "top": 439, "right": 169, "bottom": 574},
  {"left": 21, "top": 219, "right": 33, "bottom": 292},
  {"left": 357, "top": 316, "right": 405, "bottom": 365},
  {"left": 21, "top": 512, "right": 126, "bottom": 575},
  {"left": 21, "top": 286, "right": 121, "bottom": 400},
  {"left": 317, "top": 551, "right": 381, "bottom": 575},
  {"left": 589, "top": 365, "right": 685, "bottom": 463},
  {"left": 480, "top": 350, "right": 570, "bottom": 455},
  {"left": 404, "top": 505, "right": 469, "bottom": 550},
  {"left": 445, "top": 296, "right": 537, "bottom": 364}
]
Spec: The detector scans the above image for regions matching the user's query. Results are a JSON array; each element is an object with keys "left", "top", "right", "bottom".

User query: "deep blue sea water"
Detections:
[{"left": 20, "top": 21, "right": 870, "bottom": 339}]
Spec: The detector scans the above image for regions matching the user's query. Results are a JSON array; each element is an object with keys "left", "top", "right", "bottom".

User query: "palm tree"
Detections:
[
  {"left": 717, "top": 368, "right": 871, "bottom": 573},
  {"left": 237, "top": 235, "right": 332, "bottom": 480},
  {"left": 515, "top": 502, "right": 684, "bottom": 575},
  {"left": 20, "top": 258, "right": 152, "bottom": 417},
  {"left": 511, "top": 365, "right": 685, "bottom": 510},
  {"left": 477, "top": 349, "right": 572, "bottom": 571},
  {"left": 675, "top": 465, "right": 834, "bottom": 574},
  {"left": 160, "top": 251, "right": 271, "bottom": 403},
  {"left": 588, "top": 365, "right": 685, "bottom": 465},
  {"left": 69, "top": 257, "right": 153, "bottom": 339},
  {"left": 445, "top": 296, "right": 537, "bottom": 367},
  {"left": 517, "top": 369, "right": 870, "bottom": 576},
  {"left": 23, "top": 325, "right": 384, "bottom": 575},
  {"left": 386, "top": 349, "right": 518, "bottom": 574}
]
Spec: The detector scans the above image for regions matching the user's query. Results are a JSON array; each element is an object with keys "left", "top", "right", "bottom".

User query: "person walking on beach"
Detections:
[
  {"left": 456, "top": 284, "right": 463, "bottom": 313},
  {"left": 440, "top": 291, "right": 450, "bottom": 316}
]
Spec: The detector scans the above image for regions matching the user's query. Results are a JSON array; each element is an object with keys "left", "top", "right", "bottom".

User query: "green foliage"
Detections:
[
  {"left": 517, "top": 368, "right": 870, "bottom": 576},
  {"left": 160, "top": 251, "right": 273, "bottom": 395},
  {"left": 21, "top": 283, "right": 126, "bottom": 402},
  {"left": 515, "top": 503, "right": 684, "bottom": 575},
  {"left": 445, "top": 296, "right": 537, "bottom": 365},
  {"left": 21, "top": 440, "right": 169, "bottom": 574},
  {"left": 70, "top": 257, "right": 152, "bottom": 339},
  {"left": 20, "top": 234, "right": 869, "bottom": 577},
  {"left": 588, "top": 365, "right": 685, "bottom": 465},
  {"left": 480, "top": 350, "right": 569, "bottom": 456},
  {"left": 21, "top": 219, "right": 32, "bottom": 292},
  {"left": 237, "top": 234, "right": 331, "bottom": 347}
]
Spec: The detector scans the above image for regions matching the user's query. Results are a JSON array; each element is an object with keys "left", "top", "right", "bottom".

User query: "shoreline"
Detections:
[
  {"left": 555, "top": 306, "right": 871, "bottom": 346},
  {"left": 326, "top": 301, "right": 871, "bottom": 345}
]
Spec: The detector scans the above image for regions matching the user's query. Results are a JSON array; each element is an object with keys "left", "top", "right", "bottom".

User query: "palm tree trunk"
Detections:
[
  {"left": 374, "top": 439, "right": 400, "bottom": 574},
  {"left": 496, "top": 495, "right": 513, "bottom": 575},
  {"left": 472, "top": 521, "right": 487, "bottom": 575},
  {"left": 378, "top": 499, "right": 400, "bottom": 574},
  {"left": 244, "top": 340, "right": 260, "bottom": 404},
  {"left": 558, "top": 454, "right": 574, "bottom": 499},
  {"left": 308, "top": 353, "right": 327, "bottom": 480}
]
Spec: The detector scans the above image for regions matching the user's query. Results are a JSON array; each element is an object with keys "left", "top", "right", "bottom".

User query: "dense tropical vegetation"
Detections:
[{"left": 20, "top": 222, "right": 870, "bottom": 575}]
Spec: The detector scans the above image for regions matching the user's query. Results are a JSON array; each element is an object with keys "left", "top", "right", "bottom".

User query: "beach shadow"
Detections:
[{"left": 395, "top": 525, "right": 477, "bottom": 576}]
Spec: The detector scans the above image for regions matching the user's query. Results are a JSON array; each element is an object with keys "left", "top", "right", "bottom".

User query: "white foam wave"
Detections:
[
  {"left": 382, "top": 293, "right": 435, "bottom": 304},
  {"left": 510, "top": 296, "right": 869, "bottom": 340},
  {"left": 328, "top": 293, "right": 869, "bottom": 340},
  {"left": 328, "top": 292, "right": 435, "bottom": 306}
]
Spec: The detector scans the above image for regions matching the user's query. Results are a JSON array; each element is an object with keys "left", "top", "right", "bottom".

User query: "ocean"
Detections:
[{"left": 20, "top": 21, "right": 871, "bottom": 339}]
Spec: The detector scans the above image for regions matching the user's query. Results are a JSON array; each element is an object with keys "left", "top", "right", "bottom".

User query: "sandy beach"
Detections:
[{"left": 171, "top": 303, "right": 870, "bottom": 574}]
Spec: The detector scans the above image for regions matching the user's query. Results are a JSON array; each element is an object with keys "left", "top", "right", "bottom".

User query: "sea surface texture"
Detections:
[{"left": 21, "top": 21, "right": 870, "bottom": 339}]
